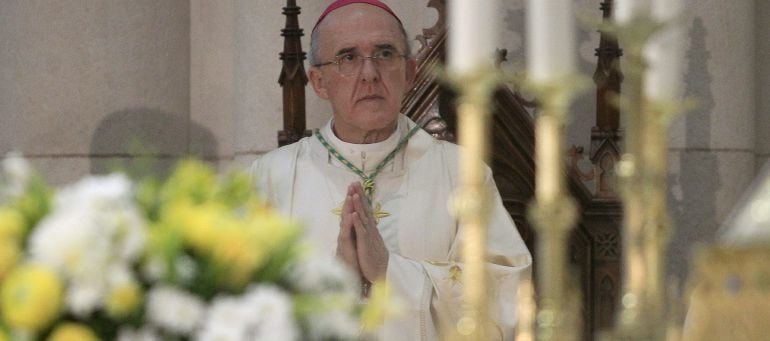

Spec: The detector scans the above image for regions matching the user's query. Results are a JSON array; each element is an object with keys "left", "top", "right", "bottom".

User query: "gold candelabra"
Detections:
[
  {"left": 525, "top": 76, "right": 588, "bottom": 341},
  {"left": 449, "top": 68, "right": 502, "bottom": 341},
  {"left": 445, "top": 5, "right": 696, "bottom": 341},
  {"left": 443, "top": 3, "right": 770, "bottom": 341},
  {"left": 448, "top": 66, "right": 589, "bottom": 341},
  {"left": 611, "top": 14, "right": 688, "bottom": 340}
]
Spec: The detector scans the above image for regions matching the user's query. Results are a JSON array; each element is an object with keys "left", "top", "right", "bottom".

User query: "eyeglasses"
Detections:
[{"left": 313, "top": 48, "right": 406, "bottom": 76}]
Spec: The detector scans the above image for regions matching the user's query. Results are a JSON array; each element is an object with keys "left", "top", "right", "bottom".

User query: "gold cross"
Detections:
[
  {"left": 427, "top": 261, "right": 463, "bottom": 285},
  {"left": 332, "top": 201, "right": 390, "bottom": 223},
  {"left": 446, "top": 265, "right": 463, "bottom": 284}
]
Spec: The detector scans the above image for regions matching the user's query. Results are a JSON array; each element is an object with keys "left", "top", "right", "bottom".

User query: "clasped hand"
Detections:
[{"left": 336, "top": 182, "right": 389, "bottom": 283}]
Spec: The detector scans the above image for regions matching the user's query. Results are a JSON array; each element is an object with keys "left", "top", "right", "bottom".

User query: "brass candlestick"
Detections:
[
  {"left": 524, "top": 76, "right": 588, "bottom": 341},
  {"left": 610, "top": 14, "right": 690, "bottom": 340},
  {"left": 449, "top": 67, "right": 501, "bottom": 341}
]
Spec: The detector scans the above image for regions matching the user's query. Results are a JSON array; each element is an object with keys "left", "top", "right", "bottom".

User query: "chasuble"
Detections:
[{"left": 250, "top": 115, "right": 532, "bottom": 340}]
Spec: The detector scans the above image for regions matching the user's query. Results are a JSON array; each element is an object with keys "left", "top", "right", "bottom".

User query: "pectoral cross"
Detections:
[{"left": 331, "top": 201, "right": 390, "bottom": 222}]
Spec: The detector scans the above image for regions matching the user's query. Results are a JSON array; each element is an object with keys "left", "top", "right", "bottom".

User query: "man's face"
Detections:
[{"left": 309, "top": 4, "right": 415, "bottom": 141}]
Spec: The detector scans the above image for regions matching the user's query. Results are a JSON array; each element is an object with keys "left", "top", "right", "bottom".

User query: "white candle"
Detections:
[
  {"left": 448, "top": 0, "right": 500, "bottom": 74},
  {"left": 614, "top": 0, "right": 649, "bottom": 24},
  {"left": 536, "top": 116, "right": 562, "bottom": 202},
  {"left": 644, "top": 0, "right": 685, "bottom": 101},
  {"left": 651, "top": 0, "right": 684, "bottom": 21},
  {"left": 526, "top": 0, "right": 575, "bottom": 83}
]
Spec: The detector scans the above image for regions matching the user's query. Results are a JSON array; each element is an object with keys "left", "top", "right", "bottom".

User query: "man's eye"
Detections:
[
  {"left": 376, "top": 50, "right": 395, "bottom": 59},
  {"left": 338, "top": 54, "right": 356, "bottom": 62}
]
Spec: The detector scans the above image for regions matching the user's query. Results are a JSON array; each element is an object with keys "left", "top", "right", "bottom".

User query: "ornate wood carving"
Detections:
[
  {"left": 589, "top": 0, "right": 623, "bottom": 198},
  {"left": 278, "top": 0, "right": 311, "bottom": 147},
  {"left": 581, "top": 199, "right": 623, "bottom": 337},
  {"left": 581, "top": 3, "right": 624, "bottom": 331}
]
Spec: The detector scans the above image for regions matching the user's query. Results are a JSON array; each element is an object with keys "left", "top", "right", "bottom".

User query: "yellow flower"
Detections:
[
  {"left": 248, "top": 209, "right": 298, "bottom": 251},
  {"left": 175, "top": 201, "right": 225, "bottom": 253},
  {"left": 161, "top": 159, "right": 216, "bottom": 203},
  {"left": 1, "top": 264, "right": 63, "bottom": 332},
  {"left": 0, "top": 207, "right": 25, "bottom": 241},
  {"left": 214, "top": 170, "right": 256, "bottom": 208},
  {"left": 210, "top": 224, "right": 266, "bottom": 289},
  {"left": 0, "top": 239, "right": 20, "bottom": 280},
  {"left": 360, "top": 281, "right": 404, "bottom": 332},
  {"left": 47, "top": 323, "right": 100, "bottom": 341},
  {"left": 105, "top": 281, "right": 143, "bottom": 318}
]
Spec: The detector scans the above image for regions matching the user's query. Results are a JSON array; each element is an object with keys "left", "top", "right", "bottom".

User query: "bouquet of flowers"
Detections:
[{"left": 0, "top": 154, "right": 390, "bottom": 341}]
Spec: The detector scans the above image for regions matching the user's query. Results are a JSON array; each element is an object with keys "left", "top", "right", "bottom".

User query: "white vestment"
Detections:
[{"left": 250, "top": 115, "right": 532, "bottom": 340}]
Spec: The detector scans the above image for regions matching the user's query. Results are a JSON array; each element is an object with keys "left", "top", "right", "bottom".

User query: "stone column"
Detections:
[
  {"left": 190, "top": 0, "right": 236, "bottom": 168},
  {"left": 0, "top": 0, "right": 190, "bottom": 185},
  {"left": 756, "top": 0, "right": 770, "bottom": 170},
  {"left": 666, "top": 0, "right": 756, "bottom": 280}
]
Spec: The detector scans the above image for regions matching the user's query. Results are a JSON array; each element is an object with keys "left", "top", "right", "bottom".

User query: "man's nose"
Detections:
[{"left": 359, "top": 57, "right": 380, "bottom": 83}]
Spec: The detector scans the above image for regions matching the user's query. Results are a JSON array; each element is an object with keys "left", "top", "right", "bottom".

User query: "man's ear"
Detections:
[{"left": 309, "top": 68, "right": 330, "bottom": 100}]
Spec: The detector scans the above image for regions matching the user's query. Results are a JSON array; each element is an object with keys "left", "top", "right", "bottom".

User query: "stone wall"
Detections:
[{"left": 0, "top": 1, "right": 190, "bottom": 184}]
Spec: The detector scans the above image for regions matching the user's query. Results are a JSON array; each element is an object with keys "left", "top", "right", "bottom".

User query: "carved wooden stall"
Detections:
[{"left": 276, "top": 1, "right": 623, "bottom": 339}]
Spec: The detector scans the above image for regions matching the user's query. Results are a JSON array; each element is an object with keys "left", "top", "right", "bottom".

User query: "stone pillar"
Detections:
[
  {"left": 666, "top": 0, "right": 756, "bottom": 280},
  {"left": 0, "top": 0, "right": 190, "bottom": 184},
  {"left": 190, "top": 0, "right": 235, "bottom": 167},
  {"left": 756, "top": 0, "right": 770, "bottom": 170}
]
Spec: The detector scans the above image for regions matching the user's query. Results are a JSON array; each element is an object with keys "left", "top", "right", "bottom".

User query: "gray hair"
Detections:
[{"left": 308, "top": 23, "right": 412, "bottom": 66}]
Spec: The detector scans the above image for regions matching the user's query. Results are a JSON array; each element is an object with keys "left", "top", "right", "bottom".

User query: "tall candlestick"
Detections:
[
  {"left": 525, "top": 2, "right": 584, "bottom": 336},
  {"left": 449, "top": 0, "right": 500, "bottom": 74},
  {"left": 526, "top": 0, "right": 575, "bottom": 83},
  {"left": 644, "top": 0, "right": 685, "bottom": 101},
  {"left": 448, "top": 1, "right": 501, "bottom": 339}
]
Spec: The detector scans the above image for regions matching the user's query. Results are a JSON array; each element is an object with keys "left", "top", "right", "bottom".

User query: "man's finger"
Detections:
[
  {"left": 351, "top": 209, "right": 368, "bottom": 236},
  {"left": 336, "top": 212, "right": 361, "bottom": 274},
  {"left": 351, "top": 193, "right": 374, "bottom": 229},
  {"left": 338, "top": 216, "right": 352, "bottom": 240},
  {"left": 343, "top": 193, "right": 354, "bottom": 214},
  {"left": 348, "top": 182, "right": 360, "bottom": 199},
  {"left": 339, "top": 196, "right": 352, "bottom": 229},
  {"left": 362, "top": 192, "right": 377, "bottom": 226}
]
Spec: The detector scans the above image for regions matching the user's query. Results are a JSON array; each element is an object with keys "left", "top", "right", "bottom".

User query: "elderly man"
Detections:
[{"left": 251, "top": 0, "right": 531, "bottom": 339}]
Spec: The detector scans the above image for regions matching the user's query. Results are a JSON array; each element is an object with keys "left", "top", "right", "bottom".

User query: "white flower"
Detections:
[
  {"left": 28, "top": 174, "right": 147, "bottom": 316},
  {"left": 287, "top": 254, "right": 358, "bottom": 295},
  {"left": 285, "top": 255, "right": 360, "bottom": 340},
  {"left": 304, "top": 308, "right": 360, "bottom": 341},
  {"left": 146, "top": 286, "right": 206, "bottom": 336},
  {"left": 31, "top": 205, "right": 109, "bottom": 277},
  {"left": 67, "top": 281, "right": 104, "bottom": 316},
  {"left": 197, "top": 285, "right": 298, "bottom": 341},
  {"left": 196, "top": 296, "right": 251, "bottom": 341},
  {"left": 141, "top": 255, "right": 166, "bottom": 281},
  {"left": 140, "top": 254, "right": 198, "bottom": 285},
  {"left": 107, "top": 264, "right": 135, "bottom": 288},
  {"left": 175, "top": 255, "right": 198, "bottom": 284},
  {"left": 242, "top": 285, "right": 298, "bottom": 341},
  {"left": 31, "top": 206, "right": 112, "bottom": 315},
  {"left": 1, "top": 152, "right": 31, "bottom": 200}
]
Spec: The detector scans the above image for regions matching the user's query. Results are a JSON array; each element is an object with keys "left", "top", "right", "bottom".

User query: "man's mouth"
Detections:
[{"left": 357, "top": 95, "right": 384, "bottom": 102}]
